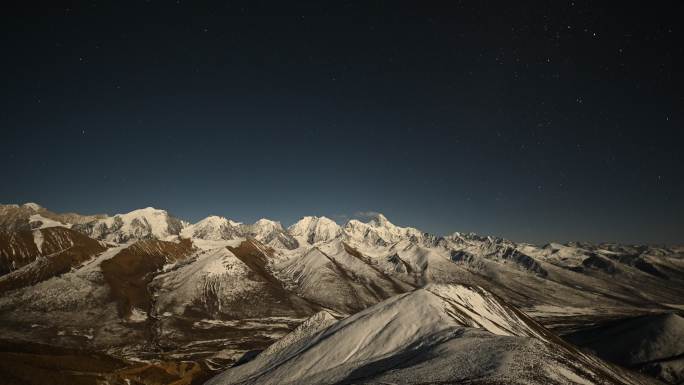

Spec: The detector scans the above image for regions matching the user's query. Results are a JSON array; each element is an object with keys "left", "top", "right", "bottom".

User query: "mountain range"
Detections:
[{"left": 0, "top": 202, "right": 682, "bottom": 385}]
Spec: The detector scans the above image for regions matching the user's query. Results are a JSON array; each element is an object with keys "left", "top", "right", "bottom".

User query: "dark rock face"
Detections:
[
  {"left": 497, "top": 247, "right": 548, "bottom": 277},
  {"left": 450, "top": 250, "right": 475, "bottom": 263},
  {"left": 0, "top": 227, "right": 107, "bottom": 292},
  {"left": 582, "top": 254, "right": 617, "bottom": 274},
  {"left": 564, "top": 313, "right": 684, "bottom": 384}
]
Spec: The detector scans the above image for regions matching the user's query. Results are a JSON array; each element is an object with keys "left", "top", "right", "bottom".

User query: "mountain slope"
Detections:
[
  {"left": 206, "top": 284, "right": 652, "bottom": 385},
  {"left": 565, "top": 313, "right": 684, "bottom": 384},
  {"left": 0, "top": 203, "right": 106, "bottom": 232},
  {"left": 276, "top": 240, "right": 412, "bottom": 313},
  {"left": 0, "top": 227, "right": 107, "bottom": 292},
  {"left": 100, "top": 238, "right": 195, "bottom": 319},
  {"left": 153, "top": 240, "right": 317, "bottom": 320}
]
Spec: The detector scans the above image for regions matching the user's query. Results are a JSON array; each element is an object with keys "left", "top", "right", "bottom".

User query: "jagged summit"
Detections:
[
  {"left": 368, "top": 212, "right": 396, "bottom": 227},
  {"left": 243, "top": 218, "right": 298, "bottom": 250},
  {"left": 22, "top": 202, "right": 43, "bottom": 211},
  {"left": 180, "top": 215, "right": 242, "bottom": 241},
  {"left": 254, "top": 218, "right": 282, "bottom": 227},
  {"left": 73, "top": 206, "right": 185, "bottom": 243},
  {"left": 288, "top": 216, "right": 343, "bottom": 245},
  {"left": 344, "top": 212, "right": 429, "bottom": 247}
]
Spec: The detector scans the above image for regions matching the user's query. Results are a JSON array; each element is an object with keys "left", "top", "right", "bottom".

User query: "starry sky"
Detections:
[{"left": 1, "top": 2, "right": 682, "bottom": 244}]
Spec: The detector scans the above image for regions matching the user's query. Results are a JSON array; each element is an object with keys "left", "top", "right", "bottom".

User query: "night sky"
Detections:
[{"left": 2, "top": 2, "right": 682, "bottom": 244}]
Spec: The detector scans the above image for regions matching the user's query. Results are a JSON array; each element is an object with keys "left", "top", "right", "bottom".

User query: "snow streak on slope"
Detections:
[
  {"left": 32, "top": 230, "right": 44, "bottom": 253},
  {"left": 29, "top": 214, "right": 72, "bottom": 229},
  {"left": 427, "top": 284, "right": 549, "bottom": 339},
  {"left": 258, "top": 310, "right": 339, "bottom": 358}
]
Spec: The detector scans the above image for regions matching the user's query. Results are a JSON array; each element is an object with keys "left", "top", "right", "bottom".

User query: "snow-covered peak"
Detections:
[
  {"left": 115, "top": 208, "right": 175, "bottom": 237},
  {"left": 344, "top": 213, "right": 427, "bottom": 247},
  {"left": 185, "top": 215, "right": 230, "bottom": 230},
  {"left": 22, "top": 202, "right": 43, "bottom": 211},
  {"left": 424, "top": 284, "right": 548, "bottom": 339},
  {"left": 447, "top": 231, "right": 493, "bottom": 242},
  {"left": 253, "top": 218, "right": 284, "bottom": 230},
  {"left": 243, "top": 218, "right": 298, "bottom": 250},
  {"left": 75, "top": 207, "right": 185, "bottom": 243},
  {"left": 181, "top": 215, "right": 242, "bottom": 241},
  {"left": 366, "top": 212, "right": 390, "bottom": 226},
  {"left": 288, "top": 216, "right": 343, "bottom": 245},
  {"left": 445, "top": 232, "right": 512, "bottom": 250},
  {"left": 124, "top": 206, "right": 165, "bottom": 216},
  {"left": 201, "top": 215, "right": 226, "bottom": 223}
]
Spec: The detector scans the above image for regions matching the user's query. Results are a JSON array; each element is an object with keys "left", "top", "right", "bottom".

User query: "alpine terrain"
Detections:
[{"left": 0, "top": 203, "right": 682, "bottom": 385}]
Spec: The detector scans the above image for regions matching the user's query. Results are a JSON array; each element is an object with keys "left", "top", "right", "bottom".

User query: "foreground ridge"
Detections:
[{"left": 206, "top": 284, "right": 654, "bottom": 385}]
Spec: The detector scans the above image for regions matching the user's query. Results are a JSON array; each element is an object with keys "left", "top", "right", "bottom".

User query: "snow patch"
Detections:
[
  {"left": 29, "top": 214, "right": 71, "bottom": 229},
  {"left": 128, "top": 307, "right": 148, "bottom": 323},
  {"left": 32, "top": 230, "right": 44, "bottom": 254},
  {"left": 22, "top": 202, "right": 42, "bottom": 210}
]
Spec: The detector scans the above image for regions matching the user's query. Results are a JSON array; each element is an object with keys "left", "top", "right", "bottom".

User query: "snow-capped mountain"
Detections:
[
  {"left": 0, "top": 202, "right": 105, "bottom": 232},
  {"left": 73, "top": 207, "right": 186, "bottom": 243},
  {"left": 344, "top": 213, "right": 431, "bottom": 247},
  {"left": 241, "top": 218, "right": 299, "bottom": 249},
  {"left": 179, "top": 215, "right": 299, "bottom": 250},
  {"left": 180, "top": 215, "right": 242, "bottom": 241},
  {"left": 288, "top": 216, "right": 343, "bottom": 245},
  {"left": 207, "top": 284, "right": 652, "bottom": 385}
]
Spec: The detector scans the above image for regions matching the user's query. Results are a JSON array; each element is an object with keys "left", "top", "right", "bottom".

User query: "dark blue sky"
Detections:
[{"left": 2, "top": 2, "right": 682, "bottom": 244}]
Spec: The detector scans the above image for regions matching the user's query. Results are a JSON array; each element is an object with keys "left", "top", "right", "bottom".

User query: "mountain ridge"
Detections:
[{"left": 3, "top": 203, "right": 681, "bottom": 248}]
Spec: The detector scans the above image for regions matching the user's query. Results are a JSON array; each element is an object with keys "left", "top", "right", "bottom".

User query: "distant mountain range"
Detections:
[{"left": 0, "top": 202, "right": 682, "bottom": 385}]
